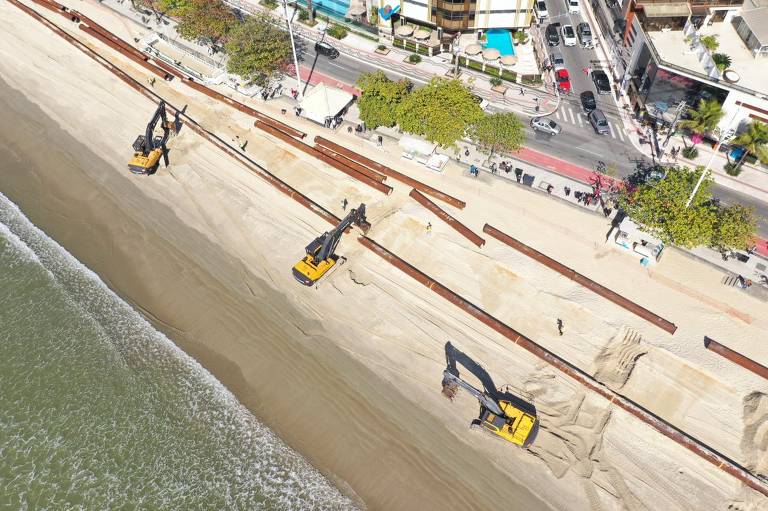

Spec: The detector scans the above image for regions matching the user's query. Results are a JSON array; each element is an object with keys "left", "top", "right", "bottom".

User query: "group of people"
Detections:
[
  {"left": 323, "top": 116, "right": 343, "bottom": 130},
  {"left": 260, "top": 84, "right": 282, "bottom": 101},
  {"left": 489, "top": 161, "right": 514, "bottom": 175}
]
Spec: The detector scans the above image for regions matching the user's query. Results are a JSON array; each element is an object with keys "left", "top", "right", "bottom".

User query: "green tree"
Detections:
[
  {"left": 700, "top": 35, "right": 719, "bottom": 52},
  {"left": 356, "top": 71, "right": 412, "bottom": 129},
  {"left": 156, "top": 0, "right": 190, "bottom": 15},
  {"left": 619, "top": 166, "right": 717, "bottom": 248},
  {"left": 619, "top": 166, "right": 756, "bottom": 250},
  {"left": 678, "top": 99, "right": 724, "bottom": 143},
  {"left": 225, "top": 14, "right": 292, "bottom": 85},
  {"left": 732, "top": 120, "right": 768, "bottom": 170},
  {"left": 176, "top": 0, "right": 236, "bottom": 43},
  {"left": 711, "top": 204, "right": 757, "bottom": 252},
  {"left": 469, "top": 112, "right": 525, "bottom": 156},
  {"left": 396, "top": 78, "right": 484, "bottom": 147}
]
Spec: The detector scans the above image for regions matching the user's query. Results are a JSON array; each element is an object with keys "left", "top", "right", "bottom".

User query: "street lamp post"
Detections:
[
  {"left": 658, "top": 100, "right": 687, "bottom": 161},
  {"left": 283, "top": 0, "right": 303, "bottom": 100},
  {"left": 453, "top": 35, "right": 461, "bottom": 78},
  {"left": 684, "top": 107, "right": 740, "bottom": 208}
]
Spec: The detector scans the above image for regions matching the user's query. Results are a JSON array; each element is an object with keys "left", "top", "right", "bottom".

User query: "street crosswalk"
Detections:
[{"left": 553, "top": 105, "right": 625, "bottom": 141}]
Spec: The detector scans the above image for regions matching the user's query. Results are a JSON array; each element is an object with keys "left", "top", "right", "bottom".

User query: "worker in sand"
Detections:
[{"left": 426, "top": 222, "right": 432, "bottom": 236}]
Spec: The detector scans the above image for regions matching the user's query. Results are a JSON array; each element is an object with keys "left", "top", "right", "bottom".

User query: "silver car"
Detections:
[
  {"left": 588, "top": 109, "right": 610, "bottom": 135},
  {"left": 549, "top": 51, "right": 565, "bottom": 71},
  {"left": 577, "top": 22, "right": 592, "bottom": 47},
  {"left": 531, "top": 117, "right": 562, "bottom": 135}
]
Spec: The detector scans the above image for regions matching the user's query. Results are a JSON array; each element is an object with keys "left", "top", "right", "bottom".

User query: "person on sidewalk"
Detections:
[
  {"left": 564, "top": 186, "right": 571, "bottom": 197},
  {"left": 546, "top": 184, "right": 554, "bottom": 194},
  {"left": 556, "top": 319, "right": 564, "bottom": 336},
  {"left": 519, "top": 87, "right": 525, "bottom": 96}
]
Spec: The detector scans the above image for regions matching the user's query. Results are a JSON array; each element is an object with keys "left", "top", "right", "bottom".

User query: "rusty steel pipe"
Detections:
[
  {"left": 483, "top": 224, "right": 677, "bottom": 335},
  {"left": 8, "top": 0, "right": 340, "bottom": 230},
  {"left": 704, "top": 337, "right": 768, "bottom": 381},
  {"left": 357, "top": 235, "right": 768, "bottom": 498},
  {"left": 79, "top": 25, "right": 174, "bottom": 80},
  {"left": 409, "top": 189, "right": 484, "bottom": 247},
  {"left": 314, "top": 136, "right": 466, "bottom": 209},
  {"left": 255, "top": 122, "right": 392, "bottom": 195},
  {"left": 252, "top": 112, "right": 306, "bottom": 140},
  {"left": 314, "top": 145, "right": 387, "bottom": 183}
]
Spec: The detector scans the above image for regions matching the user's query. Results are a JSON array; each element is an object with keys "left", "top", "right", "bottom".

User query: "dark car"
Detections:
[
  {"left": 580, "top": 91, "right": 596, "bottom": 112},
  {"left": 546, "top": 23, "right": 560, "bottom": 46},
  {"left": 315, "top": 41, "right": 340, "bottom": 58},
  {"left": 592, "top": 70, "right": 611, "bottom": 95}
]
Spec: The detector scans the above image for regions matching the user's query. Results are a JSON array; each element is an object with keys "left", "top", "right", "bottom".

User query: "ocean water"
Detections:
[{"left": 0, "top": 192, "right": 356, "bottom": 510}]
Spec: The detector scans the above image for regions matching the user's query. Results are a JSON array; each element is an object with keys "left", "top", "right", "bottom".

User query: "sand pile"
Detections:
[{"left": 2, "top": 0, "right": 767, "bottom": 509}]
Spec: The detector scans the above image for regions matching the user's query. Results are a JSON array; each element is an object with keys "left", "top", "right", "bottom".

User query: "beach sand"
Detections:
[{"left": 1, "top": 0, "right": 767, "bottom": 509}]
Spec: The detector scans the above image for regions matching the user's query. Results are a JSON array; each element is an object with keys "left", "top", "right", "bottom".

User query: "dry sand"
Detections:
[{"left": 1, "top": 0, "right": 767, "bottom": 509}]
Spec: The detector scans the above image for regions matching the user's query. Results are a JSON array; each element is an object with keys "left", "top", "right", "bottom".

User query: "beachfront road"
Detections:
[{"left": 303, "top": 44, "right": 768, "bottom": 238}]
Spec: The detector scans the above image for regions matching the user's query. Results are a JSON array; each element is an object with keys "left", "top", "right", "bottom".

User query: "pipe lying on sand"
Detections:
[
  {"left": 483, "top": 224, "right": 677, "bottom": 335},
  {"left": 315, "top": 136, "right": 466, "bottom": 209},
  {"left": 704, "top": 337, "right": 768, "bottom": 381},
  {"left": 409, "top": 190, "right": 484, "bottom": 248},
  {"left": 357, "top": 235, "right": 768, "bottom": 498}
]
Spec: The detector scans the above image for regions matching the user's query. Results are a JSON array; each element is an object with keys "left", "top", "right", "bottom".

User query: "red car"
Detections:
[{"left": 556, "top": 69, "right": 571, "bottom": 94}]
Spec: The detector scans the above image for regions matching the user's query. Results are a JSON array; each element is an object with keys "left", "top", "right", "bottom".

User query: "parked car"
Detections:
[
  {"left": 531, "top": 117, "right": 562, "bottom": 135},
  {"left": 580, "top": 91, "right": 596, "bottom": 113},
  {"left": 561, "top": 24, "right": 577, "bottom": 47},
  {"left": 315, "top": 41, "right": 339, "bottom": 58},
  {"left": 591, "top": 70, "right": 611, "bottom": 94},
  {"left": 556, "top": 69, "right": 571, "bottom": 94},
  {"left": 549, "top": 51, "right": 565, "bottom": 71},
  {"left": 546, "top": 23, "right": 560, "bottom": 46},
  {"left": 568, "top": 0, "right": 580, "bottom": 14},
  {"left": 589, "top": 109, "right": 610, "bottom": 135},
  {"left": 577, "top": 22, "right": 593, "bottom": 47},
  {"left": 535, "top": 0, "right": 548, "bottom": 19},
  {"left": 473, "top": 94, "right": 490, "bottom": 110}
]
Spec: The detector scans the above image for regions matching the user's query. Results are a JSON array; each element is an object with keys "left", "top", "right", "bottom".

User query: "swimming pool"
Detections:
[
  {"left": 484, "top": 29, "right": 515, "bottom": 56},
  {"left": 297, "top": 0, "right": 350, "bottom": 18}
]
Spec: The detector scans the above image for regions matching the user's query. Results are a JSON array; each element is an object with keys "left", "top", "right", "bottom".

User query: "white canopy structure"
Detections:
[
  {"left": 398, "top": 135, "right": 436, "bottom": 157},
  {"left": 299, "top": 83, "right": 354, "bottom": 125}
]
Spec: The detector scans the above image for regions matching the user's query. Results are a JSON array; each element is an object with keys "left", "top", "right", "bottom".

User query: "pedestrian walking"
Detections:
[
  {"left": 281, "top": 108, "right": 287, "bottom": 115},
  {"left": 546, "top": 184, "right": 554, "bottom": 194},
  {"left": 464, "top": 148, "right": 470, "bottom": 157},
  {"left": 556, "top": 319, "right": 564, "bottom": 336},
  {"left": 342, "top": 198, "right": 348, "bottom": 211},
  {"left": 564, "top": 186, "right": 571, "bottom": 197},
  {"left": 147, "top": 76, "right": 156, "bottom": 87},
  {"left": 519, "top": 87, "right": 525, "bottom": 95},
  {"left": 426, "top": 222, "right": 432, "bottom": 236}
]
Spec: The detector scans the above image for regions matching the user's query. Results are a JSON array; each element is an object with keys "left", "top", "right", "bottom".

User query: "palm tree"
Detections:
[
  {"left": 678, "top": 99, "right": 725, "bottom": 145},
  {"left": 732, "top": 120, "right": 768, "bottom": 170}
]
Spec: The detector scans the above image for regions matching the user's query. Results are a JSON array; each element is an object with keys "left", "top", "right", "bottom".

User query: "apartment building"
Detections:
[
  {"left": 373, "top": 0, "right": 534, "bottom": 32},
  {"left": 600, "top": 0, "right": 768, "bottom": 133}
]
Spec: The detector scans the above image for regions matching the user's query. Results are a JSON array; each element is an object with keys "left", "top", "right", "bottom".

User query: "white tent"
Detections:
[{"left": 299, "top": 82, "right": 354, "bottom": 125}]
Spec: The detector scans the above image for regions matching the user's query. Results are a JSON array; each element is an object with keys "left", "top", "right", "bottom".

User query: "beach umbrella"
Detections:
[
  {"left": 414, "top": 28, "right": 431, "bottom": 40},
  {"left": 395, "top": 25, "right": 414, "bottom": 37},
  {"left": 482, "top": 48, "right": 500, "bottom": 61},
  {"left": 500, "top": 55, "right": 518, "bottom": 66},
  {"left": 464, "top": 43, "right": 482, "bottom": 55},
  {"left": 347, "top": 4, "right": 366, "bottom": 16}
]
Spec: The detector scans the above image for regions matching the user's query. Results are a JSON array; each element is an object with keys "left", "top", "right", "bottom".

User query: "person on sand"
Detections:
[
  {"left": 556, "top": 319, "right": 564, "bottom": 336},
  {"left": 426, "top": 222, "right": 432, "bottom": 236},
  {"left": 147, "top": 76, "right": 156, "bottom": 87},
  {"left": 342, "top": 198, "right": 348, "bottom": 211}
]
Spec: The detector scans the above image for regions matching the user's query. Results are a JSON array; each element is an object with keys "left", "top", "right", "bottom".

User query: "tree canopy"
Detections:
[
  {"left": 224, "top": 14, "right": 292, "bottom": 86},
  {"left": 678, "top": 98, "right": 724, "bottom": 138},
  {"left": 732, "top": 120, "right": 768, "bottom": 168},
  {"left": 619, "top": 166, "right": 756, "bottom": 250},
  {"left": 396, "top": 78, "right": 484, "bottom": 148},
  {"left": 469, "top": 112, "right": 525, "bottom": 156},
  {"left": 175, "top": 0, "right": 236, "bottom": 43},
  {"left": 356, "top": 71, "right": 412, "bottom": 129}
]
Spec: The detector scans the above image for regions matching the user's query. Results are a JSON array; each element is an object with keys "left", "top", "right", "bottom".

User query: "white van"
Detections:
[{"left": 568, "top": 0, "right": 580, "bottom": 14}]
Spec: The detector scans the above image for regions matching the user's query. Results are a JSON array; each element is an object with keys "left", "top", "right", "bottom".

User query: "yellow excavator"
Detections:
[
  {"left": 292, "top": 204, "right": 370, "bottom": 286},
  {"left": 442, "top": 341, "right": 539, "bottom": 448},
  {"left": 128, "top": 101, "right": 176, "bottom": 175}
]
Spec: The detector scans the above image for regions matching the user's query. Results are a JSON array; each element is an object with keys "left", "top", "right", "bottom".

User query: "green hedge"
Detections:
[
  {"left": 327, "top": 24, "right": 348, "bottom": 40},
  {"left": 394, "top": 38, "right": 431, "bottom": 55},
  {"left": 453, "top": 56, "right": 518, "bottom": 83}
]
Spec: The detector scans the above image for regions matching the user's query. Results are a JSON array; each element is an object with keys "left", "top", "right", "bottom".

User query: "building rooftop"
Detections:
[{"left": 647, "top": 20, "right": 768, "bottom": 97}]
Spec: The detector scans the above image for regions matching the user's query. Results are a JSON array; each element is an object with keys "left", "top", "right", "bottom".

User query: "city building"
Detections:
[
  {"left": 597, "top": 0, "right": 768, "bottom": 135},
  {"left": 372, "top": 0, "right": 535, "bottom": 33}
]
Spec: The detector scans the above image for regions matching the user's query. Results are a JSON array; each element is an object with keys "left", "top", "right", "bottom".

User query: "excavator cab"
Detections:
[
  {"left": 128, "top": 101, "right": 175, "bottom": 175},
  {"left": 442, "top": 342, "right": 539, "bottom": 448},
  {"left": 292, "top": 204, "right": 369, "bottom": 286}
]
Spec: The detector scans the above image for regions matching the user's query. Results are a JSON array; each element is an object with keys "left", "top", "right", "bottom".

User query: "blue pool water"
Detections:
[
  {"left": 299, "top": 0, "right": 351, "bottom": 18},
  {"left": 484, "top": 29, "right": 515, "bottom": 56}
]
